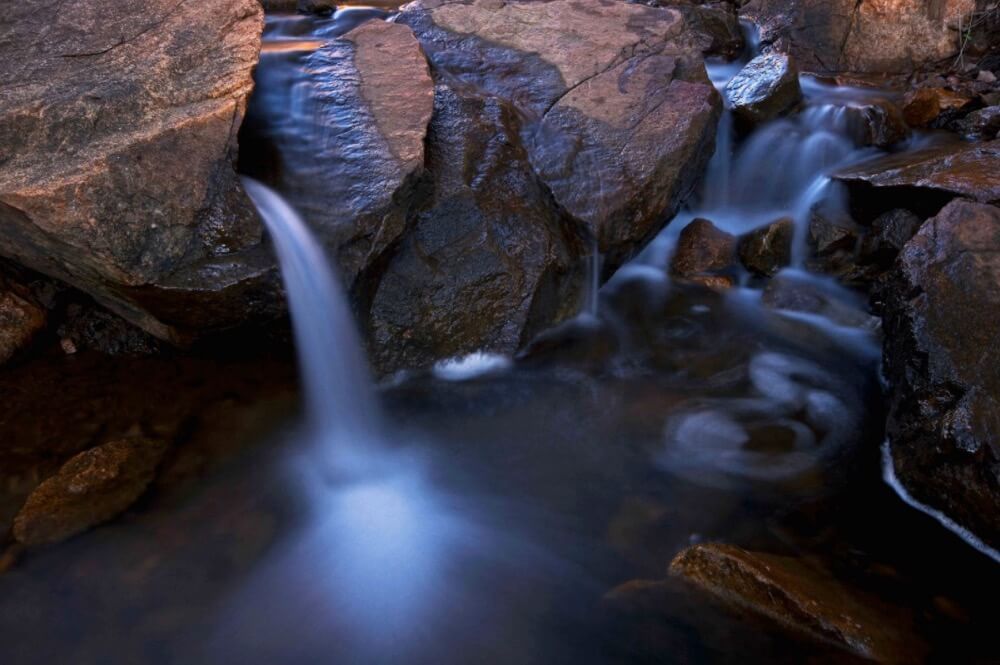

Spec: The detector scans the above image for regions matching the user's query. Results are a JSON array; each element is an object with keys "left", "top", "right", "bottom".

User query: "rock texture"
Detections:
[
  {"left": 670, "top": 543, "right": 923, "bottom": 663},
  {"left": 670, "top": 218, "right": 736, "bottom": 278},
  {"left": 834, "top": 140, "right": 1000, "bottom": 205},
  {"left": 725, "top": 53, "right": 802, "bottom": 127},
  {"left": 0, "top": 289, "right": 46, "bottom": 365},
  {"left": 881, "top": 200, "right": 1000, "bottom": 552},
  {"left": 742, "top": 0, "right": 976, "bottom": 74},
  {"left": 739, "top": 218, "right": 794, "bottom": 276},
  {"left": 13, "top": 437, "right": 169, "bottom": 546},
  {"left": 399, "top": 0, "right": 721, "bottom": 270},
  {"left": 0, "top": 0, "right": 278, "bottom": 343}
]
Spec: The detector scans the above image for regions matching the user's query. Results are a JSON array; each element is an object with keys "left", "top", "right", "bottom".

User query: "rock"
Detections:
[
  {"left": 739, "top": 218, "right": 794, "bottom": 276},
  {"left": 399, "top": 0, "right": 721, "bottom": 270},
  {"left": 669, "top": 219, "right": 737, "bottom": 278},
  {"left": 13, "top": 437, "right": 169, "bottom": 546},
  {"left": 367, "top": 83, "right": 584, "bottom": 374},
  {"left": 241, "top": 19, "right": 435, "bottom": 300},
  {"left": 834, "top": 140, "right": 1000, "bottom": 205},
  {"left": 848, "top": 98, "right": 910, "bottom": 148},
  {"left": 762, "top": 272, "right": 877, "bottom": 330},
  {"left": 0, "top": 0, "right": 279, "bottom": 344},
  {"left": 57, "top": 303, "right": 163, "bottom": 356},
  {"left": 978, "top": 69, "right": 997, "bottom": 84},
  {"left": 669, "top": 543, "right": 924, "bottom": 663},
  {"left": 0, "top": 289, "right": 46, "bottom": 365},
  {"left": 902, "top": 87, "right": 974, "bottom": 127},
  {"left": 674, "top": 2, "right": 745, "bottom": 59},
  {"left": 952, "top": 105, "right": 1000, "bottom": 139},
  {"left": 742, "top": 0, "right": 976, "bottom": 75},
  {"left": 808, "top": 210, "right": 857, "bottom": 256},
  {"left": 863, "top": 208, "right": 923, "bottom": 259},
  {"left": 725, "top": 53, "right": 802, "bottom": 127},
  {"left": 297, "top": 0, "right": 335, "bottom": 14},
  {"left": 881, "top": 200, "right": 1000, "bottom": 553}
]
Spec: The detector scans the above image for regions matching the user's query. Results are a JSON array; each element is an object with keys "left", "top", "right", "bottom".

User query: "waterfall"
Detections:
[{"left": 242, "top": 177, "right": 382, "bottom": 463}]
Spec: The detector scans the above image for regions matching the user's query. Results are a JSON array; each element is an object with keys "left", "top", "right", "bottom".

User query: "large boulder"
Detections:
[
  {"left": 742, "top": 0, "right": 976, "bottom": 75},
  {"left": 834, "top": 140, "right": 1000, "bottom": 205},
  {"left": 881, "top": 199, "right": 1000, "bottom": 553},
  {"left": 0, "top": 0, "right": 277, "bottom": 343},
  {"left": 398, "top": 0, "right": 721, "bottom": 271}
]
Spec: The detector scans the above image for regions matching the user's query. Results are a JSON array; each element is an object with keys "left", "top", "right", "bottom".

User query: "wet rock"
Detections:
[
  {"left": 834, "top": 140, "right": 1000, "bottom": 205},
  {"left": 808, "top": 209, "right": 857, "bottom": 257},
  {"left": 669, "top": 543, "right": 924, "bottom": 663},
  {"left": 0, "top": 289, "right": 46, "bottom": 365},
  {"left": 860, "top": 208, "right": 923, "bottom": 263},
  {"left": 242, "top": 19, "right": 435, "bottom": 302},
  {"left": 951, "top": 105, "right": 1000, "bottom": 139},
  {"left": 902, "top": 87, "right": 974, "bottom": 127},
  {"left": 881, "top": 200, "right": 1000, "bottom": 553},
  {"left": 57, "top": 303, "right": 163, "bottom": 356},
  {"left": 13, "top": 437, "right": 169, "bottom": 547},
  {"left": 762, "top": 273, "right": 877, "bottom": 330},
  {"left": 742, "top": 0, "right": 975, "bottom": 75},
  {"left": 848, "top": 98, "right": 910, "bottom": 148},
  {"left": 725, "top": 53, "right": 802, "bottom": 127},
  {"left": 0, "top": 0, "right": 278, "bottom": 344},
  {"left": 367, "top": 83, "right": 584, "bottom": 374},
  {"left": 738, "top": 218, "right": 794, "bottom": 276},
  {"left": 399, "top": 0, "right": 721, "bottom": 270},
  {"left": 669, "top": 218, "right": 737, "bottom": 278},
  {"left": 674, "top": 2, "right": 745, "bottom": 59}
]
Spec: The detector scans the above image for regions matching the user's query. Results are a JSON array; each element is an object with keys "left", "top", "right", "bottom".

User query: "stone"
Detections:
[
  {"left": 762, "top": 272, "right": 877, "bottom": 330},
  {"left": 867, "top": 208, "right": 923, "bottom": 255},
  {"left": 297, "top": 0, "right": 335, "bottom": 14},
  {"left": 669, "top": 543, "right": 924, "bottom": 663},
  {"left": 808, "top": 210, "right": 857, "bottom": 256},
  {"left": 978, "top": 69, "right": 997, "bottom": 84},
  {"left": 399, "top": 0, "right": 721, "bottom": 271},
  {"left": 902, "top": 87, "right": 974, "bottom": 127},
  {"left": 0, "top": 0, "right": 278, "bottom": 344},
  {"left": 57, "top": 303, "right": 163, "bottom": 356},
  {"left": 725, "top": 53, "right": 802, "bottom": 127},
  {"left": 669, "top": 218, "right": 737, "bottom": 278},
  {"left": 0, "top": 289, "right": 46, "bottom": 365},
  {"left": 13, "top": 437, "right": 169, "bottom": 546},
  {"left": 738, "top": 218, "right": 794, "bottom": 276},
  {"left": 673, "top": 2, "right": 745, "bottom": 59},
  {"left": 952, "top": 105, "right": 1000, "bottom": 139},
  {"left": 741, "top": 0, "right": 976, "bottom": 75},
  {"left": 833, "top": 140, "right": 1000, "bottom": 205},
  {"left": 848, "top": 98, "right": 910, "bottom": 148},
  {"left": 367, "top": 83, "right": 584, "bottom": 374},
  {"left": 881, "top": 200, "right": 1000, "bottom": 553}
]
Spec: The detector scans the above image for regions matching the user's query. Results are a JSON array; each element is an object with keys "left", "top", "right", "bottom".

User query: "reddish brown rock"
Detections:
[
  {"left": 669, "top": 543, "right": 924, "bottom": 663},
  {"left": 13, "top": 437, "right": 169, "bottom": 547},
  {"left": 739, "top": 218, "right": 794, "bottom": 276},
  {"left": 902, "top": 87, "right": 974, "bottom": 127},
  {"left": 670, "top": 218, "right": 737, "bottom": 278}
]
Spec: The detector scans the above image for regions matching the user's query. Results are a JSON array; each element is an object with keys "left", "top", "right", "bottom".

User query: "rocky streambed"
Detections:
[{"left": 1, "top": 1, "right": 1000, "bottom": 663}]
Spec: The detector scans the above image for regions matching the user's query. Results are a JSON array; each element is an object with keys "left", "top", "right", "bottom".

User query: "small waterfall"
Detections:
[
  {"left": 584, "top": 236, "right": 603, "bottom": 318},
  {"left": 242, "top": 178, "right": 381, "bottom": 459}
]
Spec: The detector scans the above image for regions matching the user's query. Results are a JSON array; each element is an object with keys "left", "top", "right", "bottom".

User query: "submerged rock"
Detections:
[
  {"left": 725, "top": 53, "right": 802, "bottom": 127},
  {"left": 670, "top": 218, "right": 737, "bottom": 279},
  {"left": 742, "top": 0, "right": 976, "bottom": 75},
  {"left": 669, "top": 543, "right": 924, "bottom": 663},
  {"left": 0, "top": 0, "right": 277, "bottom": 343},
  {"left": 881, "top": 199, "right": 1000, "bottom": 553},
  {"left": 367, "top": 83, "right": 584, "bottom": 374},
  {"left": 399, "top": 0, "right": 721, "bottom": 271},
  {"left": 13, "top": 437, "right": 169, "bottom": 547},
  {"left": 739, "top": 218, "right": 794, "bottom": 276},
  {"left": 834, "top": 140, "right": 1000, "bottom": 205}
]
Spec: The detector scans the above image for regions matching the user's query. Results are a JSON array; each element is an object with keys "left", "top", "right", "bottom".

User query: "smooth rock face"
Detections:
[
  {"left": 0, "top": 289, "right": 46, "bottom": 364},
  {"left": 739, "top": 218, "right": 794, "bottom": 276},
  {"left": 13, "top": 437, "right": 169, "bottom": 546},
  {"left": 881, "top": 200, "right": 1000, "bottom": 552},
  {"left": 834, "top": 140, "right": 1000, "bottom": 204},
  {"left": 368, "top": 84, "right": 584, "bottom": 374},
  {"left": 242, "top": 19, "right": 435, "bottom": 295},
  {"left": 670, "top": 218, "right": 736, "bottom": 278},
  {"left": 0, "top": 0, "right": 277, "bottom": 343},
  {"left": 670, "top": 543, "right": 923, "bottom": 663},
  {"left": 742, "top": 0, "right": 976, "bottom": 74},
  {"left": 725, "top": 53, "right": 802, "bottom": 127},
  {"left": 399, "top": 0, "right": 721, "bottom": 270}
]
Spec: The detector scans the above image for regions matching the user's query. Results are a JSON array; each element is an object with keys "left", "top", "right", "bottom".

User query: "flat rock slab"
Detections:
[
  {"left": 400, "top": 0, "right": 721, "bottom": 269},
  {"left": 881, "top": 199, "right": 1000, "bottom": 552},
  {"left": 0, "top": 0, "right": 277, "bottom": 342},
  {"left": 834, "top": 140, "right": 1000, "bottom": 204}
]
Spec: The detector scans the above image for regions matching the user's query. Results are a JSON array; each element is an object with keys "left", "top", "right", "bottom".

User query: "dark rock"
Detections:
[
  {"left": 725, "top": 53, "right": 802, "bottom": 127},
  {"left": 13, "top": 437, "right": 169, "bottom": 547},
  {"left": 952, "top": 105, "right": 1000, "bottom": 139},
  {"left": 297, "top": 0, "right": 335, "bottom": 14},
  {"left": 675, "top": 2, "right": 745, "bottom": 59},
  {"left": 808, "top": 209, "right": 857, "bottom": 256},
  {"left": 399, "top": 0, "right": 721, "bottom": 271},
  {"left": 847, "top": 98, "right": 910, "bottom": 148},
  {"left": 367, "top": 83, "right": 584, "bottom": 374},
  {"left": 57, "top": 303, "right": 163, "bottom": 356},
  {"left": 738, "top": 218, "right": 794, "bottom": 276},
  {"left": 670, "top": 543, "right": 925, "bottom": 663},
  {"left": 881, "top": 199, "right": 1000, "bottom": 553},
  {"left": 762, "top": 272, "right": 877, "bottom": 330},
  {"left": 0, "top": 289, "right": 46, "bottom": 365},
  {"left": 741, "top": 0, "right": 975, "bottom": 75},
  {"left": 670, "top": 218, "right": 737, "bottom": 278},
  {"left": 861, "top": 208, "right": 923, "bottom": 263},
  {"left": 0, "top": 0, "right": 278, "bottom": 344},
  {"left": 902, "top": 87, "right": 974, "bottom": 127}
]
